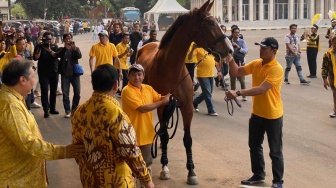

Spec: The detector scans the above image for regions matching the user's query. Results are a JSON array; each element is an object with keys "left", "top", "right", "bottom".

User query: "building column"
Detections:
[
  {"left": 289, "top": 0, "right": 294, "bottom": 20},
  {"left": 238, "top": 0, "right": 242, "bottom": 21},
  {"left": 259, "top": 0, "right": 264, "bottom": 21},
  {"left": 299, "top": 0, "right": 304, "bottom": 19},
  {"left": 269, "top": 0, "right": 274, "bottom": 21},
  {"left": 228, "top": 0, "right": 232, "bottom": 22},
  {"left": 310, "top": 0, "right": 315, "bottom": 19},
  {"left": 249, "top": 0, "right": 253, "bottom": 21},
  {"left": 331, "top": 0, "right": 335, "bottom": 12},
  {"left": 320, "top": 0, "right": 324, "bottom": 17}
]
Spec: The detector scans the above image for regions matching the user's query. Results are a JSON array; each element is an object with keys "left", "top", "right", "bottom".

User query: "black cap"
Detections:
[
  {"left": 255, "top": 37, "right": 279, "bottom": 50},
  {"left": 312, "top": 24, "right": 319, "bottom": 30}
]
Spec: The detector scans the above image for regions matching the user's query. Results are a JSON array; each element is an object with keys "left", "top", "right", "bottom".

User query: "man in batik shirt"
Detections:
[{"left": 72, "top": 64, "right": 154, "bottom": 188}]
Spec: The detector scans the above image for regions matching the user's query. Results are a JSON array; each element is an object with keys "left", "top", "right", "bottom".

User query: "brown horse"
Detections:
[{"left": 136, "top": 0, "right": 232, "bottom": 185}]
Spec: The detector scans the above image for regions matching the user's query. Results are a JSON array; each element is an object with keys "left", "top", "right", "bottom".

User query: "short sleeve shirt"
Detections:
[
  {"left": 121, "top": 84, "right": 161, "bottom": 146},
  {"left": 194, "top": 48, "right": 215, "bottom": 77},
  {"left": 89, "top": 42, "right": 118, "bottom": 68},
  {"left": 116, "top": 42, "right": 130, "bottom": 70},
  {"left": 243, "top": 58, "right": 284, "bottom": 119}
]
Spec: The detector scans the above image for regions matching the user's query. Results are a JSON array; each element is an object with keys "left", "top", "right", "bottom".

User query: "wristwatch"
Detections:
[{"left": 236, "top": 90, "right": 241, "bottom": 96}]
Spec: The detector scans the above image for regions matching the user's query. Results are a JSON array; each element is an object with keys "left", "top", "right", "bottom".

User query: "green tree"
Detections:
[
  {"left": 11, "top": 3, "right": 27, "bottom": 19},
  {"left": 16, "top": 0, "right": 85, "bottom": 20},
  {"left": 100, "top": 0, "right": 113, "bottom": 18}
]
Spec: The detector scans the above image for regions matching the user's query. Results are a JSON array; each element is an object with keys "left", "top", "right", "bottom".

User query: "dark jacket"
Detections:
[
  {"left": 33, "top": 44, "right": 59, "bottom": 75},
  {"left": 57, "top": 47, "right": 82, "bottom": 75}
]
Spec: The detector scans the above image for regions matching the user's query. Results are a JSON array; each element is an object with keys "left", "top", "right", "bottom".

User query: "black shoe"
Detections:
[
  {"left": 241, "top": 175, "right": 265, "bottom": 185},
  {"left": 44, "top": 112, "right": 50, "bottom": 118},
  {"left": 214, "top": 77, "right": 219, "bottom": 87},
  {"left": 49, "top": 110, "right": 59, "bottom": 114},
  {"left": 300, "top": 79, "right": 310, "bottom": 85},
  {"left": 284, "top": 79, "right": 290, "bottom": 85},
  {"left": 193, "top": 82, "right": 200, "bottom": 92},
  {"left": 308, "top": 75, "right": 317, "bottom": 78}
]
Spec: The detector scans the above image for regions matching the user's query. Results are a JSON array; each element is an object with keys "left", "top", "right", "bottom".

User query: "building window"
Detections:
[
  {"left": 275, "top": 0, "right": 289, "bottom": 20},
  {"left": 264, "top": 0, "right": 269, "bottom": 20},
  {"left": 223, "top": 0, "right": 228, "bottom": 22},
  {"left": 242, "top": 0, "right": 249, "bottom": 20},
  {"left": 256, "top": 1, "right": 259, "bottom": 20},
  {"left": 294, "top": 0, "right": 299, "bottom": 19},
  {"left": 303, "top": 0, "right": 309, "bottom": 19}
]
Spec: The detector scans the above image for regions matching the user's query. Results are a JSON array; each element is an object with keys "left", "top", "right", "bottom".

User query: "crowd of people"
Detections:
[{"left": 0, "top": 16, "right": 336, "bottom": 188}]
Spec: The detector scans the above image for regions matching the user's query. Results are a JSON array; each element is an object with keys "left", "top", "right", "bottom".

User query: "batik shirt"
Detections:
[
  {"left": 0, "top": 85, "right": 66, "bottom": 188},
  {"left": 72, "top": 92, "right": 151, "bottom": 188},
  {"left": 285, "top": 33, "right": 300, "bottom": 57}
]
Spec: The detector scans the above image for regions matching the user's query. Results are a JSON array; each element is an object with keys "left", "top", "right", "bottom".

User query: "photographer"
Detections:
[
  {"left": 33, "top": 31, "right": 59, "bottom": 118},
  {"left": 57, "top": 33, "right": 82, "bottom": 118}
]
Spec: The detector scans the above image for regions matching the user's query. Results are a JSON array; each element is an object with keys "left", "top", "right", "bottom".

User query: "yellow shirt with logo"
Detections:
[
  {"left": 194, "top": 48, "right": 215, "bottom": 77},
  {"left": 243, "top": 58, "right": 283, "bottom": 119},
  {"left": 89, "top": 42, "right": 118, "bottom": 68},
  {"left": 72, "top": 92, "right": 151, "bottom": 187},
  {"left": 121, "top": 84, "right": 161, "bottom": 146},
  {"left": 0, "top": 46, "right": 17, "bottom": 72},
  {"left": 184, "top": 42, "right": 197, "bottom": 63},
  {"left": 116, "top": 42, "right": 130, "bottom": 70}
]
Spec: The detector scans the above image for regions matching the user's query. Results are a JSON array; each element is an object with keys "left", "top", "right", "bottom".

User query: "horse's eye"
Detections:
[{"left": 209, "top": 20, "right": 215, "bottom": 26}]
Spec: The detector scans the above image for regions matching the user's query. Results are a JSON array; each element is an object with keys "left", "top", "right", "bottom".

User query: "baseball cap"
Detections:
[
  {"left": 254, "top": 37, "right": 279, "bottom": 50},
  {"left": 128, "top": 64, "right": 144, "bottom": 74},
  {"left": 98, "top": 30, "right": 108, "bottom": 37}
]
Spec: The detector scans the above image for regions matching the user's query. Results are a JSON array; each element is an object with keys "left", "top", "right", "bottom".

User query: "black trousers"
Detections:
[
  {"left": 130, "top": 49, "right": 137, "bottom": 65},
  {"left": 39, "top": 73, "right": 58, "bottom": 113},
  {"left": 306, "top": 47, "right": 318, "bottom": 77},
  {"left": 248, "top": 114, "right": 284, "bottom": 184},
  {"left": 185, "top": 63, "right": 196, "bottom": 83}
]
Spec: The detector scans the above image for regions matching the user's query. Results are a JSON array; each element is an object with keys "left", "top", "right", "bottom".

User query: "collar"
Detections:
[
  {"left": 92, "top": 92, "right": 120, "bottom": 106},
  {"left": 262, "top": 57, "right": 278, "bottom": 67},
  {"left": 1, "top": 85, "right": 25, "bottom": 101}
]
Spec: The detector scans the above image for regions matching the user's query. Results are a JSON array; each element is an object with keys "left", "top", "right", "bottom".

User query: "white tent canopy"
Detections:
[{"left": 144, "top": 0, "right": 189, "bottom": 31}]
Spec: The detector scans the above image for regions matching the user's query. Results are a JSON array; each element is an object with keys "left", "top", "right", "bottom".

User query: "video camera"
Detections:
[{"left": 42, "top": 35, "right": 52, "bottom": 48}]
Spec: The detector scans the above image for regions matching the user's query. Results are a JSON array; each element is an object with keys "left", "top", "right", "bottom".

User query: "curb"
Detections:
[{"left": 237, "top": 26, "right": 329, "bottom": 31}]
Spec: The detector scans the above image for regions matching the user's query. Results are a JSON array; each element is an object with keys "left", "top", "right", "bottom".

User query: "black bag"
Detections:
[
  {"left": 73, "top": 64, "right": 84, "bottom": 76},
  {"left": 233, "top": 48, "right": 245, "bottom": 63}
]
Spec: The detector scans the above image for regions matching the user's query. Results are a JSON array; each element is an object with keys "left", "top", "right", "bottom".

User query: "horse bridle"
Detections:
[{"left": 197, "top": 15, "right": 228, "bottom": 59}]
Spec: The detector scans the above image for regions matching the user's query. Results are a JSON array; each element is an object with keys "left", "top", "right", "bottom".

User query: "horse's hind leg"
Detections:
[
  {"left": 184, "top": 130, "right": 198, "bottom": 185},
  {"left": 159, "top": 124, "right": 170, "bottom": 180}
]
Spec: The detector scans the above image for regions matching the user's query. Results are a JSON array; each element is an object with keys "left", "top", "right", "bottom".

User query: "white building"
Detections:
[
  {"left": 0, "top": 0, "right": 10, "bottom": 20},
  {"left": 191, "top": 0, "right": 336, "bottom": 22}
]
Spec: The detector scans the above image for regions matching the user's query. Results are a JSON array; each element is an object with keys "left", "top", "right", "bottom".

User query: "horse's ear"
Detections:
[
  {"left": 199, "top": 0, "right": 210, "bottom": 13},
  {"left": 206, "top": 0, "right": 214, "bottom": 12}
]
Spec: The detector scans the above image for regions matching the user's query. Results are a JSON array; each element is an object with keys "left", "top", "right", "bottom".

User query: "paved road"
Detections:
[{"left": 34, "top": 28, "right": 336, "bottom": 188}]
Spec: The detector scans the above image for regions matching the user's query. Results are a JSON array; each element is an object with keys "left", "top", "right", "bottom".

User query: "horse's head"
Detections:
[{"left": 192, "top": 0, "right": 233, "bottom": 60}]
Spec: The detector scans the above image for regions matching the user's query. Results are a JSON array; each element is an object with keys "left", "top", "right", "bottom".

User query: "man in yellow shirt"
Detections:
[
  {"left": 89, "top": 30, "right": 122, "bottom": 78},
  {"left": 116, "top": 33, "right": 132, "bottom": 93},
  {"left": 226, "top": 37, "right": 284, "bottom": 188},
  {"left": 184, "top": 42, "right": 199, "bottom": 91},
  {"left": 121, "top": 64, "right": 170, "bottom": 176},
  {"left": 193, "top": 47, "right": 221, "bottom": 116},
  {"left": 72, "top": 64, "right": 154, "bottom": 188},
  {"left": 0, "top": 59, "right": 84, "bottom": 187}
]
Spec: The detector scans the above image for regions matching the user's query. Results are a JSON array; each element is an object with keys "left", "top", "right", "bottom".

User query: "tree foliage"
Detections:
[
  {"left": 14, "top": 0, "right": 190, "bottom": 20},
  {"left": 11, "top": 3, "right": 27, "bottom": 19}
]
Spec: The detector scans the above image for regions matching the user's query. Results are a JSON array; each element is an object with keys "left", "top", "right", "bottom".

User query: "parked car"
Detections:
[{"left": 2, "top": 20, "right": 22, "bottom": 31}]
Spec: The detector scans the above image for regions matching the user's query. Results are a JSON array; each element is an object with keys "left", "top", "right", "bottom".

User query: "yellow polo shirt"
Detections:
[
  {"left": 243, "top": 58, "right": 283, "bottom": 119},
  {"left": 184, "top": 42, "right": 197, "bottom": 63},
  {"left": 121, "top": 84, "right": 161, "bottom": 146},
  {"left": 89, "top": 42, "right": 118, "bottom": 68},
  {"left": 194, "top": 48, "right": 215, "bottom": 77},
  {"left": 116, "top": 42, "right": 130, "bottom": 70}
]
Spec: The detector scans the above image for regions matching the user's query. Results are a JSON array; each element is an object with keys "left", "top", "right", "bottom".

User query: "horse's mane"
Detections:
[{"left": 159, "top": 8, "right": 198, "bottom": 49}]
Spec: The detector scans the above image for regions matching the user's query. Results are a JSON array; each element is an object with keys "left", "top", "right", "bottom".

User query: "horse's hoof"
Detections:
[
  {"left": 187, "top": 176, "right": 199, "bottom": 185},
  {"left": 159, "top": 166, "right": 170, "bottom": 180}
]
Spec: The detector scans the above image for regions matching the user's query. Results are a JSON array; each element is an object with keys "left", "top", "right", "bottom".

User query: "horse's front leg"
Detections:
[
  {"left": 159, "top": 123, "right": 170, "bottom": 180},
  {"left": 184, "top": 130, "right": 198, "bottom": 185}
]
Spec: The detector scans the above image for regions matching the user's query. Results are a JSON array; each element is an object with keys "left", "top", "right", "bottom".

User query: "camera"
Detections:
[{"left": 42, "top": 35, "right": 52, "bottom": 48}]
